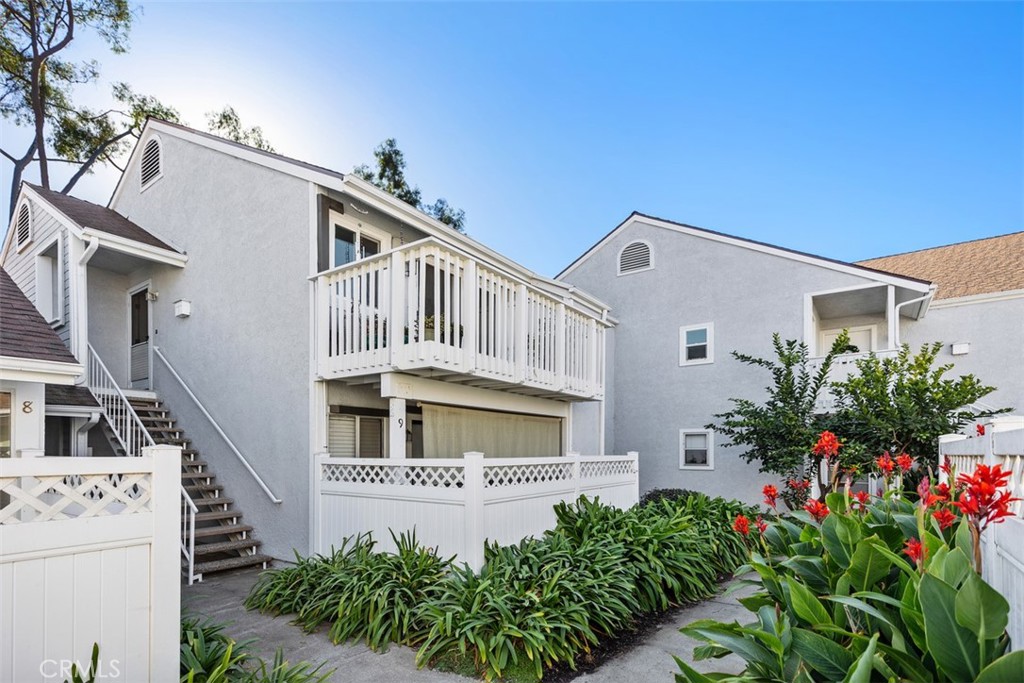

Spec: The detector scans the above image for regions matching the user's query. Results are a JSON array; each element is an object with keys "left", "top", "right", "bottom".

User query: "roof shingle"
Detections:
[
  {"left": 856, "top": 232, "right": 1024, "bottom": 300},
  {"left": 0, "top": 268, "right": 79, "bottom": 365},
  {"left": 27, "top": 183, "right": 178, "bottom": 253}
]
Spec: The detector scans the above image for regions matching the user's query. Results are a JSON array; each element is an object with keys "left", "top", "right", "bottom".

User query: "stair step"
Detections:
[
  {"left": 192, "top": 497, "right": 234, "bottom": 508},
  {"left": 185, "top": 483, "right": 223, "bottom": 494},
  {"left": 192, "top": 523, "right": 253, "bottom": 539},
  {"left": 140, "top": 416, "right": 176, "bottom": 424},
  {"left": 181, "top": 459, "right": 209, "bottom": 468},
  {"left": 192, "top": 554, "right": 272, "bottom": 575},
  {"left": 158, "top": 438, "right": 191, "bottom": 446},
  {"left": 192, "top": 539, "right": 263, "bottom": 556},
  {"left": 182, "top": 471, "right": 215, "bottom": 481},
  {"left": 195, "top": 510, "right": 243, "bottom": 523}
]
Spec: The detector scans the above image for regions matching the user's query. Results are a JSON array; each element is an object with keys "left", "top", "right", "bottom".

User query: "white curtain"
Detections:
[{"left": 422, "top": 404, "right": 561, "bottom": 458}]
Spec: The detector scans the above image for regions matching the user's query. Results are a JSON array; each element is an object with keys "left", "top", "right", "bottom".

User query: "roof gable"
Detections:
[
  {"left": 558, "top": 212, "right": 933, "bottom": 292},
  {"left": 856, "top": 232, "right": 1024, "bottom": 300}
]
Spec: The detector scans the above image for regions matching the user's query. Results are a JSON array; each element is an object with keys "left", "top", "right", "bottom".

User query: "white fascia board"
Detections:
[
  {"left": 558, "top": 214, "right": 934, "bottom": 293},
  {"left": 380, "top": 372, "right": 570, "bottom": 418},
  {"left": 0, "top": 356, "right": 83, "bottom": 384},
  {"left": 2, "top": 185, "right": 84, "bottom": 266},
  {"left": 928, "top": 288, "right": 1024, "bottom": 309},
  {"left": 79, "top": 228, "right": 188, "bottom": 267}
]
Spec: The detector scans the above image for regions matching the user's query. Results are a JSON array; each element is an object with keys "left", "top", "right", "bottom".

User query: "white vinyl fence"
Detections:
[
  {"left": 315, "top": 452, "right": 639, "bottom": 569},
  {"left": 939, "top": 417, "right": 1024, "bottom": 650},
  {"left": 0, "top": 449, "right": 180, "bottom": 683}
]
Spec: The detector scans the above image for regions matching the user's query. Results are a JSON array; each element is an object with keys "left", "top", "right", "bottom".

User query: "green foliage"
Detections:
[
  {"left": 675, "top": 493, "right": 1018, "bottom": 682},
  {"left": 829, "top": 341, "right": 1010, "bottom": 460},
  {"left": 206, "top": 106, "right": 274, "bottom": 152},
  {"left": 353, "top": 137, "right": 467, "bottom": 232},
  {"left": 640, "top": 487, "right": 698, "bottom": 506},
  {"left": 709, "top": 331, "right": 850, "bottom": 482},
  {"left": 64, "top": 643, "right": 100, "bottom": 683}
]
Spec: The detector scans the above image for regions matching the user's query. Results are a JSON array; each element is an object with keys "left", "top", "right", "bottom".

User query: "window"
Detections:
[
  {"left": 679, "top": 429, "right": 713, "bottom": 470},
  {"left": 328, "top": 413, "right": 384, "bottom": 457},
  {"left": 14, "top": 202, "right": 31, "bottom": 251},
  {"left": 35, "top": 239, "right": 62, "bottom": 324},
  {"left": 618, "top": 240, "right": 653, "bottom": 275},
  {"left": 330, "top": 210, "right": 387, "bottom": 268},
  {"left": 0, "top": 391, "right": 11, "bottom": 459},
  {"left": 679, "top": 323, "right": 713, "bottom": 365},
  {"left": 140, "top": 137, "right": 162, "bottom": 188}
]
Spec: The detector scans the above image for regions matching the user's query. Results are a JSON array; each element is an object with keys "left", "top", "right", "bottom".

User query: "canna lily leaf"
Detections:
[
  {"left": 955, "top": 570, "right": 1009, "bottom": 642},
  {"left": 791, "top": 627, "right": 855, "bottom": 680},
  {"left": 975, "top": 650, "right": 1024, "bottom": 683},
  {"left": 919, "top": 573, "right": 981, "bottom": 682},
  {"left": 842, "top": 633, "right": 878, "bottom": 683}
]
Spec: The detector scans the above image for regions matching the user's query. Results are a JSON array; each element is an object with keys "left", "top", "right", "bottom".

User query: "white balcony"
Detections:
[{"left": 315, "top": 238, "right": 607, "bottom": 400}]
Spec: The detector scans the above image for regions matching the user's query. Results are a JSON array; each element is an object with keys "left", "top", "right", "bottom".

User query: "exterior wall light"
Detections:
[
  {"left": 951, "top": 342, "right": 970, "bottom": 356},
  {"left": 174, "top": 299, "right": 192, "bottom": 318}
]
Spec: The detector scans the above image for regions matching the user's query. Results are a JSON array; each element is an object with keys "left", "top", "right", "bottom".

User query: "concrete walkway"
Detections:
[{"left": 182, "top": 569, "right": 749, "bottom": 682}]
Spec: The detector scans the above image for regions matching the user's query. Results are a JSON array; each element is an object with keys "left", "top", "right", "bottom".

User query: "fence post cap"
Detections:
[{"left": 463, "top": 451, "right": 485, "bottom": 460}]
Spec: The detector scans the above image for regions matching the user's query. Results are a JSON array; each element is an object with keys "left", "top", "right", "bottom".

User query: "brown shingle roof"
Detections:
[
  {"left": 0, "top": 269, "right": 79, "bottom": 364},
  {"left": 45, "top": 384, "right": 98, "bottom": 407},
  {"left": 27, "top": 183, "right": 178, "bottom": 253},
  {"left": 856, "top": 232, "right": 1024, "bottom": 300}
]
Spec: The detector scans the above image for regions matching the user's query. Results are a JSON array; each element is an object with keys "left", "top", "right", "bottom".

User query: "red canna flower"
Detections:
[
  {"left": 896, "top": 453, "right": 914, "bottom": 472},
  {"left": 904, "top": 538, "right": 926, "bottom": 565},
  {"left": 954, "top": 464, "right": 1021, "bottom": 532},
  {"left": 756, "top": 516, "right": 768, "bottom": 534},
  {"left": 976, "top": 424, "right": 986, "bottom": 436},
  {"left": 812, "top": 431, "right": 841, "bottom": 460},
  {"left": 733, "top": 514, "right": 750, "bottom": 536},
  {"left": 917, "top": 476, "right": 942, "bottom": 508},
  {"left": 787, "top": 479, "right": 811, "bottom": 491},
  {"left": 852, "top": 490, "right": 871, "bottom": 512},
  {"left": 935, "top": 482, "right": 952, "bottom": 502},
  {"left": 940, "top": 457, "right": 953, "bottom": 478},
  {"left": 876, "top": 452, "right": 895, "bottom": 476},
  {"left": 762, "top": 484, "right": 778, "bottom": 509},
  {"left": 933, "top": 508, "right": 957, "bottom": 530},
  {"left": 803, "top": 499, "right": 830, "bottom": 523}
]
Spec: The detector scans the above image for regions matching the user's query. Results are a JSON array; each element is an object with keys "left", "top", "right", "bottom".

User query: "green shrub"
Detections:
[
  {"left": 640, "top": 488, "right": 697, "bottom": 506},
  {"left": 180, "top": 616, "right": 251, "bottom": 682},
  {"left": 676, "top": 490, "right": 1024, "bottom": 682}
]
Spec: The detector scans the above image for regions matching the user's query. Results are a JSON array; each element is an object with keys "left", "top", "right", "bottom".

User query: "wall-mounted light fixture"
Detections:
[
  {"left": 145, "top": 290, "right": 159, "bottom": 301},
  {"left": 174, "top": 299, "right": 192, "bottom": 318},
  {"left": 951, "top": 342, "right": 970, "bottom": 356}
]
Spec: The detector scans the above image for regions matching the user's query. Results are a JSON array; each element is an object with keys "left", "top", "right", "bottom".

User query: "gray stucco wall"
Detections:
[
  {"left": 112, "top": 133, "right": 313, "bottom": 560},
  {"left": 562, "top": 220, "right": 904, "bottom": 505},
  {"left": 86, "top": 266, "right": 130, "bottom": 385}
]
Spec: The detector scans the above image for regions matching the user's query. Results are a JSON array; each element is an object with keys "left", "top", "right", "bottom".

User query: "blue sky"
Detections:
[{"left": 3, "top": 1, "right": 1021, "bottom": 276}]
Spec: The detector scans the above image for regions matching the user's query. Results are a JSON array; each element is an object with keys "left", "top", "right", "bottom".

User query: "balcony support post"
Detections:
[
  {"left": 388, "top": 397, "right": 407, "bottom": 459},
  {"left": 462, "top": 260, "right": 478, "bottom": 371},
  {"left": 886, "top": 285, "right": 896, "bottom": 350},
  {"left": 515, "top": 284, "right": 528, "bottom": 383},
  {"left": 389, "top": 250, "right": 406, "bottom": 366}
]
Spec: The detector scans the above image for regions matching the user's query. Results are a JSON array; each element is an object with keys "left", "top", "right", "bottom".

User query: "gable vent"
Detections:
[
  {"left": 618, "top": 240, "right": 652, "bottom": 274},
  {"left": 140, "top": 138, "right": 161, "bottom": 187},
  {"left": 15, "top": 202, "right": 31, "bottom": 250}
]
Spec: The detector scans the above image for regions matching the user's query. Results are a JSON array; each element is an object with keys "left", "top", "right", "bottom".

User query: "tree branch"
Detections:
[{"left": 60, "top": 128, "right": 131, "bottom": 193}]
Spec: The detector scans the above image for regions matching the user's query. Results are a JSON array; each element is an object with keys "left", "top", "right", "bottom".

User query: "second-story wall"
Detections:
[
  {"left": 112, "top": 130, "right": 314, "bottom": 559},
  {"left": 562, "top": 218, "right": 907, "bottom": 504}
]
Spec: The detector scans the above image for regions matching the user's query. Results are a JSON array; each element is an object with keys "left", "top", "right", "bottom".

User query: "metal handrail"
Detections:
[
  {"left": 153, "top": 346, "right": 282, "bottom": 504},
  {"left": 181, "top": 486, "right": 199, "bottom": 584}
]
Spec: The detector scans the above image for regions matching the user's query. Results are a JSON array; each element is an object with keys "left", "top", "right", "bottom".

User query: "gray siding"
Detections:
[
  {"left": 563, "top": 220, "right": 894, "bottom": 505},
  {"left": 3, "top": 197, "right": 73, "bottom": 351},
  {"left": 112, "top": 133, "right": 313, "bottom": 560}
]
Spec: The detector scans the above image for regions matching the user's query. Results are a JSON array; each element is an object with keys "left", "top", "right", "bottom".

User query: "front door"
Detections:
[{"left": 129, "top": 288, "right": 150, "bottom": 389}]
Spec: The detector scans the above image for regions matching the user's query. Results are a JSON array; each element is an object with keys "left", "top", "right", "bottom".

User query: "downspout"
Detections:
[
  {"left": 892, "top": 288, "right": 935, "bottom": 347},
  {"left": 74, "top": 236, "right": 100, "bottom": 386}
]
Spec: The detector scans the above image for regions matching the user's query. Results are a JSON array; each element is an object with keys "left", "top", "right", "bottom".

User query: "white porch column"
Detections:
[
  {"left": 886, "top": 285, "right": 896, "bottom": 349},
  {"left": 389, "top": 397, "right": 407, "bottom": 458}
]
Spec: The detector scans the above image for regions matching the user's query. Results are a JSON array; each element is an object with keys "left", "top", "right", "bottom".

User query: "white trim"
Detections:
[
  {"left": 616, "top": 239, "right": 654, "bottom": 276},
  {"left": 929, "top": 288, "right": 1024, "bottom": 309},
  {"left": 138, "top": 134, "right": 164, "bottom": 192},
  {"left": 328, "top": 208, "right": 391, "bottom": 267},
  {"left": 679, "top": 428, "right": 714, "bottom": 470},
  {"left": 559, "top": 214, "right": 933, "bottom": 293},
  {"left": 0, "top": 356, "right": 82, "bottom": 384},
  {"left": 33, "top": 234, "right": 63, "bottom": 325},
  {"left": 79, "top": 228, "right": 187, "bottom": 267},
  {"left": 819, "top": 324, "right": 877, "bottom": 355},
  {"left": 679, "top": 322, "right": 714, "bottom": 366},
  {"left": 380, "top": 372, "right": 570, "bottom": 419},
  {"left": 13, "top": 200, "right": 32, "bottom": 253}
]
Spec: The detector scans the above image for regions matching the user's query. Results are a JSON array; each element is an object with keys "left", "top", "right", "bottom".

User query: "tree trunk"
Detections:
[{"left": 6, "top": 142, "right": 37, "bottom": 221}]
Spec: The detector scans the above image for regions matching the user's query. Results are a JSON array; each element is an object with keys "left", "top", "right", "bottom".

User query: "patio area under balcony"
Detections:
[{"left": 314, "top": 238, "right": 610, "bottom": 401}]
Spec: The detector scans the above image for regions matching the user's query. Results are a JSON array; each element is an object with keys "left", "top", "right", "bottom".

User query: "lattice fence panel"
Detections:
[
  {"left": 321, "top": 463, "right": 464, "bottom": 488},
  {"left": 0, "top": 472, "right": 152, "bottom": 524},
  {"left": 483, "top": 462, "right": 573, "bottom": 488},
  {"left": 580, "top": 459, "right": 636, "bottom": 479}
]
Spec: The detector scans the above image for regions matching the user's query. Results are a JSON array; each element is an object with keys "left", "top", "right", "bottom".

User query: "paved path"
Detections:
[{"left": 182, "top": 569, "right": 749, "bottom": 682}]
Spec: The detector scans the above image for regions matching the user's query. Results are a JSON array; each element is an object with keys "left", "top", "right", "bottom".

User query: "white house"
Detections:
[
  {"left": 0, "top": 119, "right": 632, "bottom": 578},
  {"left": 559, "top": 213, "right": 1023, "bottom": 503}
]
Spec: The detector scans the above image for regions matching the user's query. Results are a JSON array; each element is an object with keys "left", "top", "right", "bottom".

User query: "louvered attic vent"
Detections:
[
  {"left": 618, "top": 241, "right": 652, "bottom": 274},
  {"left": 15, "top": 203, "right": 31, "bottom": 249},
  {"left": 140, "top": 138, "right": 161, "bottom": 187}
]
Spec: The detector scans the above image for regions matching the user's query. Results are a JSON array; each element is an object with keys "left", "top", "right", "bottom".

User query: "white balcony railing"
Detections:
[{"left": 315, "top": 238, "right": 606, "bottom": 399}]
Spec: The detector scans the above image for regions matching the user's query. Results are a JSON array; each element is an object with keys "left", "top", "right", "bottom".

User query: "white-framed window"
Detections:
[
  {"left": 617, "top": 240, "right": 653, "bottom": 275},
  {"left": 140, "top": 136, "right": 162, "bottom": 189},
  {"left": 35, "top": 237, "right": 62, "bottom": 324},
  {"left": 329, "top": 209, "right": 390, "bottom": 268},
  {"left": 679, "top": 322, "right": 714, "bottom": 365},
  {"left": 14, "top": 201, "right": 32, "bottom": 252},
  {"left": 679, "top": 429, "right": 713, "bottom": 470},
  {"left": 819, "top": 325, "right": 876, "bottom": 355},
  {"left": 328, "top": 413, "right": 385, "bottom": 458}
]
